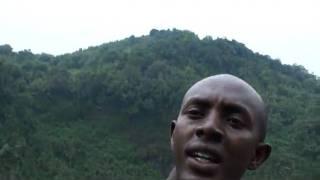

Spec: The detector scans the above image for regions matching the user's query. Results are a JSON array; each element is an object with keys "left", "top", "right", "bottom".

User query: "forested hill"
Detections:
[{"left": 0, "top": 29, "right": 319, "bottom": 180}]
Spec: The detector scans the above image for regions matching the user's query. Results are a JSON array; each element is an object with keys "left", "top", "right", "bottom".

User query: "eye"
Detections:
[
  {"left": 226, "top": 116, "right": 244, "bottom": 129},
  {"left": 185, "top": 108, "right": 204, "bottom": 120}
]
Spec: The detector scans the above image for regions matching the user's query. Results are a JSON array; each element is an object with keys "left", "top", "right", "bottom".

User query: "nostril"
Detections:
[
  {"left": 196, "top": 128, "right": 204, "bottom": 137},
  {"left": 195, "top": 126, "right": 223, "bottom": 143},
  {"left": 213, "top": 131, "right": 223, "bottom": 143}
]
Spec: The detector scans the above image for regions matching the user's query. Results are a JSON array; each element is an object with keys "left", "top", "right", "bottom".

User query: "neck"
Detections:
[{"left": 166, "top": 167, "right": 177, "bottom": 180}]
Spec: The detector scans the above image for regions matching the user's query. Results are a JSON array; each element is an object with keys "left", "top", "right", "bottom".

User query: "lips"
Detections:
[
  {"left": 191, "top": 151, "right": 220, "bottom": 164},
  {"left": 186, "top": 145, "right": 223, "bottom": 164}
]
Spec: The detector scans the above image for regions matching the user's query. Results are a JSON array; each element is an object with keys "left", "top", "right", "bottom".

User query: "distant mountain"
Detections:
[{"left": 0, "top": 29, "right": 319, "bottom": 180}]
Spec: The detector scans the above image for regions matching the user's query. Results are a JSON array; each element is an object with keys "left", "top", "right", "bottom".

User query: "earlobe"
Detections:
[{"left": 248, "top": 143, "right": 272, "bottom": 170}]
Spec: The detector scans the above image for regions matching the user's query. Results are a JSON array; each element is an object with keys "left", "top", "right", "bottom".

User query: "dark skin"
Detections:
[{"left": 168, "top": 74, "right": 271, "bottom": 180}]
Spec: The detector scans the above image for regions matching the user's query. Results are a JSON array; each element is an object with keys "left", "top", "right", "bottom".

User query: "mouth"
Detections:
[
  {"left": 184, "top": 145, "right": 223, "bottom": 176},
  {"left": 189, "top": 151, "right": 221, "bottom": 164},
  {"left": 185, "top": 145, "right": 223, "bottom": 169}
]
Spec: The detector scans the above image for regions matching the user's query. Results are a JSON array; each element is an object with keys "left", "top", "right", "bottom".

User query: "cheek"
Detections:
[
  {"left": 172, "top": 120, "right": 194, "bottom": 156},
  {"left": 225, "top": 131, "right": 257, "bottom": 158},
  {"left": 173, "top": 121, "right": 192, "bottom": 147},
  {"left": 223, "top": 135, "right": 257, "bottom": 179}
]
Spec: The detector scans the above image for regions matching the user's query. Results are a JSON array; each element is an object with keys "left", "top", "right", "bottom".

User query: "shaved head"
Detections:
[{"left": 181, "top": 74, "right": 267, "bottom": 141}]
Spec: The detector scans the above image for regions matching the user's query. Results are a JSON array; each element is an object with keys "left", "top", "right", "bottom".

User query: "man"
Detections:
[{"left": 167, "top": 74, "right": 271, "bottom": 180}]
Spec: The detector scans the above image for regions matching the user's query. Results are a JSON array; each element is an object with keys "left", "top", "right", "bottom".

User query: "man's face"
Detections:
[{"left": 171, "top": 76, "right": 266, "bottom": 180}]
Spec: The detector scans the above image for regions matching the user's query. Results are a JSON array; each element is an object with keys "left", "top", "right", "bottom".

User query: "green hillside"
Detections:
[{"left": 0, "top": 29, "right": 319, "bottom": 180}]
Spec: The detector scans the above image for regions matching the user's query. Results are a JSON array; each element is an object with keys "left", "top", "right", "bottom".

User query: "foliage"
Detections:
[{"left": 0, "top": 29, "right": 319, "bottom": 179}]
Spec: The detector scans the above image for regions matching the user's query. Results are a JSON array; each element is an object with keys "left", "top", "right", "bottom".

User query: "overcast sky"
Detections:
[{"left": 1, "top": 0, "right": 319, "bottom": 75}]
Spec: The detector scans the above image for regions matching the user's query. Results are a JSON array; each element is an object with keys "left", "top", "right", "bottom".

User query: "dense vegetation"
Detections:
[{"left": 0, "top": 29, "right": 319, "bottom": 180}]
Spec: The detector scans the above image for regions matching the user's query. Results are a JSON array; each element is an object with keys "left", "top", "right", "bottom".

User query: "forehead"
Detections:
[{"left": 182, "top": 76, "right": 263, "bottom": 115}]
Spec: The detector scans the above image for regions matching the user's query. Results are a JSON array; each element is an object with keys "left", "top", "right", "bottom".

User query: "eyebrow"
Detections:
[
  {"left": 182, "top": 97, "right": 212, "bottom": 110},
  {"left": 222, "top": 102, "right": 249, "bottom": 114}
]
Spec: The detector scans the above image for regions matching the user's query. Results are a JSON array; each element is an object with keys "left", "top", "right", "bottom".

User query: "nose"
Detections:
[{"left": 195, "top": 112, "right": 223, "bottom": 143}]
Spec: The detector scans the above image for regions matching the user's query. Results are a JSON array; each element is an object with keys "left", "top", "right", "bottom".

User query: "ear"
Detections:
[
  {"left": 170, "top": 120, "right": 177, "bottom": 150},
  {"left": 248, "top": 143, "right": 272, "bottom": 170},
  {"left": 170, "top": 120, "right": 177, "bottom": 137}
]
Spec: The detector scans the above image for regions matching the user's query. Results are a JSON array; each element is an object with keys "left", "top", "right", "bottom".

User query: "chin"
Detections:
[{"left": 178, "top": 169, "right": 220, "bottom": 180}]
